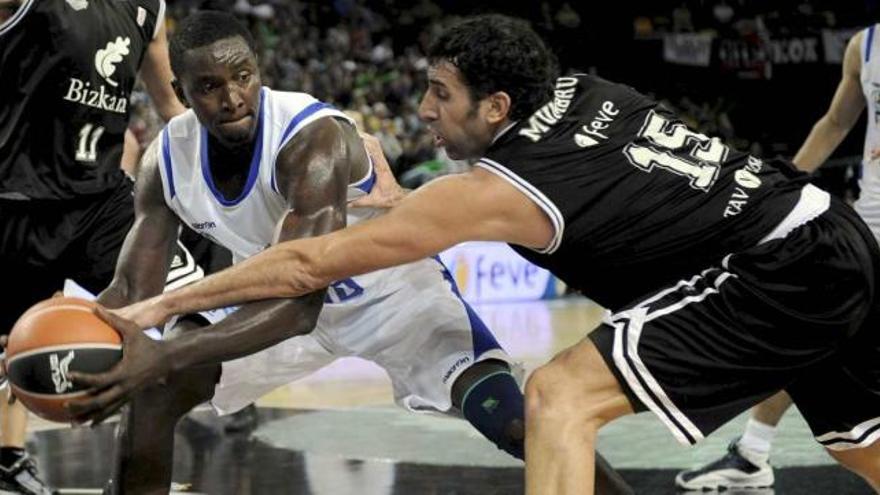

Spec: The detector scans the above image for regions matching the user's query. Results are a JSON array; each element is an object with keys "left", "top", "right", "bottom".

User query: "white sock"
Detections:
[{"left": 738, "top": 418, "right": 777, "bottom": 461}]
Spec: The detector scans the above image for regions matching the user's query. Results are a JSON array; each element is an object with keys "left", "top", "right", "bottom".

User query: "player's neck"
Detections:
[
  {"left": 490, "top": 118, "right": 518, "bottom": 145},
  {"left": 206, "top": 134, "right": 257, "bottom": 178}
]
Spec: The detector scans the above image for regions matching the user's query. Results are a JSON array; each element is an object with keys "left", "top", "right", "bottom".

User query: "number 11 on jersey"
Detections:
[{"left": 76, "top": 123, "right": 105, "bottom": 163}]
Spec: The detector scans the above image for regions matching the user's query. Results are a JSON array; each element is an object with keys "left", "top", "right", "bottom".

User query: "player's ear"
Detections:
[
  {"left": 171, "top": 80, "right": 189, "bottom": 108},
  {"left": 485, "top": 91, "right": 511, "bottom": 125}
]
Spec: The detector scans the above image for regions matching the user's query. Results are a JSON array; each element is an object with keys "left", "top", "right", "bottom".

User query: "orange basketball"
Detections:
[{"left": 5, "top": 297, "right": 122, "bottom": 422}]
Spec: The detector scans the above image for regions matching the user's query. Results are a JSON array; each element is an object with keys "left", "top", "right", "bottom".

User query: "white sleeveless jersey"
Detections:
[
  {"left": 155, "top": 87, "right": 410, "bottom": 306},
  {"left": 855, "top": 24, "right": 880, "bottom": 234}
]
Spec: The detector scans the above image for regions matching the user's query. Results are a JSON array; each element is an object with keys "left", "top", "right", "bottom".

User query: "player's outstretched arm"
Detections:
[
  {"left": 793, "top": 31, "right": 866, "bottom": 172},
  {"left": 96, "top": 137, "right": 181, "bottom": 309},
  {"left": 128, "top": 164, "right": 555, "bottom": 328}
]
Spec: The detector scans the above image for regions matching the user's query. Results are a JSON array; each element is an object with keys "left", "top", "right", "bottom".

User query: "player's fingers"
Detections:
[
  {"left": 90, "top": 397, "right": 127, "bottom": 426},
  {"left": 66, "top": 385, "right": 124, "bottom": 420},
  {"left": 93, "top": 306, "right": 138, "bottom": 339},
  {"left": 67, "top": 370, "right": 116, "bottom": 391}
]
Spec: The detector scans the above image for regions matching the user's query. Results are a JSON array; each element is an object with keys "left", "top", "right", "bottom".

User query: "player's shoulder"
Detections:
[
  {"left": 163, "top": 109, "right": 200, "bottom": 140},
  {"left": 263, "top": 86, "right": 355, "bottom": 141},
  {"left": 263, "top": 87, "right": 322, "bottom": 117}
]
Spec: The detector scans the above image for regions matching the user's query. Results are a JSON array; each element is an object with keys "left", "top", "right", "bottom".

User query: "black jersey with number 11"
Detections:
[
  {"left": 0, "top": 0, "right": 163, "bottom": 200},
  {"left": 480, "top": 74, "right": 810, "bottom": 310}
]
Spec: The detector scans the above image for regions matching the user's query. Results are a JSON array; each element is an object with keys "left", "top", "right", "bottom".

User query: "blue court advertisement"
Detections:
[{"left": 439, "top": 242, "right": 559, "bottom": 304}]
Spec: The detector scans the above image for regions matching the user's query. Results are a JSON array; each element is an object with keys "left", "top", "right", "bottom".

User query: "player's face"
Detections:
[
  {"left": 178, "top": 36, "right": 262, "bottom": 147},
  {"left": 419, "top": 62, "right": 496, "bottom": 160}
]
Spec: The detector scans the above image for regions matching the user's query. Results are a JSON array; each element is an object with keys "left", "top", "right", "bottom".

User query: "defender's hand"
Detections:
[
  {"left": 66, "top": 306, "right": 171, "bottom": 425},
  {"left": 110, "top": 295, "right": 170, "bottom": 330},
  {"left": 351, "top": 132, "right": 409, "bottom": 209}
]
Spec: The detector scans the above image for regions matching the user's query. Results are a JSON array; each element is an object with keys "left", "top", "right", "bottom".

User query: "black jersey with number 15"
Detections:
[
  {"left": 0, "top": 0, "right": 163, "bottom": 200},
  {"left": 480, "top": 74, "right": 810, "bottom": 311}
]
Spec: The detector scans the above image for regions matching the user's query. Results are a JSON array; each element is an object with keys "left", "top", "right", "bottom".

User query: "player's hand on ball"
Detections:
[{"left": 66, "top": 306, "right": 171, "bottom": 425}]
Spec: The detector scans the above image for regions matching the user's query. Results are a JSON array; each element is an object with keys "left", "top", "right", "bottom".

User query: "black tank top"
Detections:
[
  {"left": 480, "top": 74, "right": 809, "bottom": 310},
  {"left": 0, "top": 0, "right": 163, "bottom": 199}
]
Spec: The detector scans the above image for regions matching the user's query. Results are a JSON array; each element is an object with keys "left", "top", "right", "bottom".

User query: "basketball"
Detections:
[{"left": 5, "top": 297, "right": 122, "bottom": 423}]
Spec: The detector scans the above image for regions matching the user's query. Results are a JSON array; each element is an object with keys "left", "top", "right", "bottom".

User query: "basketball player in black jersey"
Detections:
[
  {"left": 0, "top": 1, "right": 185, "bottom": 493},
  {"left": 71, "top": 14, "right": 880, "bottom": 495}
]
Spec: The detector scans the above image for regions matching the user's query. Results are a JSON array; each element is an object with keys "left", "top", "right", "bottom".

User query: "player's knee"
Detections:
[
  {"left": 525, "top": 359, "right": 609, "bottom": 433},
  {"left": 525, "top": 360, "right": 579, "bottom": 418}
]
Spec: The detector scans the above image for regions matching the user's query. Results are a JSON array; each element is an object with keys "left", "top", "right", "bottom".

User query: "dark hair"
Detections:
[
  {"left": 169, "top": 11, "right": 257, "bottom": 76},
  {"left": 428, "top": 14, "right": 558, "bottom": 121}
]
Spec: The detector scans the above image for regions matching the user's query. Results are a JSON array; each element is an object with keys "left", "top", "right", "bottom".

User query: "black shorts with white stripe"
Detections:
[{"left": 590, "top": 197, "right": 880, "bottom": 451}]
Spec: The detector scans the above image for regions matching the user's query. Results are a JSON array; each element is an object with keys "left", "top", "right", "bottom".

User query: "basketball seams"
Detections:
[{"left": 6, "top": 343, "right": 122, "bottom": 365}]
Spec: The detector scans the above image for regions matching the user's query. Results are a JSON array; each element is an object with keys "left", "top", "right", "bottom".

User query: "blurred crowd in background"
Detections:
[{"left": 128, "top": 0, "right": 879, "bottom": 193}]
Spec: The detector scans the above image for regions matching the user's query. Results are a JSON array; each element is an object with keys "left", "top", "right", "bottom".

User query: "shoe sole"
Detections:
[{"left": 676, "top": 473, "right": 774, "bottom": 491}]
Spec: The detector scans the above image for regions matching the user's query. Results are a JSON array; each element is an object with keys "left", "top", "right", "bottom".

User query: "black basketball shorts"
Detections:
[
  {"left": 0, "top": 180, "right": 136, "bottom": 333},
  {"left": 591, "top": 187, "right": 880, "bottom": 451}
]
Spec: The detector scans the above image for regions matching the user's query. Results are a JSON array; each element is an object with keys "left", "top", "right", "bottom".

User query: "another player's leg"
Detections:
[
  {"left": 827, "top": 441, "right": 880, "bottom": 491},
  {"left": 452, "top": 359, "right": 633, "bottom": 494},
  {"left": 0, "top": 393, "right": 49, "bottom": 495},
  {"left": 524, "top": 338, "right": 633, "bottom": 495},
  {"left": 451, "top": 359, "right": 524, "bottom": 458},
  {"left": 675, "top": 391, "right": 792, "bottom": 490},
  {"left": 0, "top": 261, "right": 58, "bottom": 495}
]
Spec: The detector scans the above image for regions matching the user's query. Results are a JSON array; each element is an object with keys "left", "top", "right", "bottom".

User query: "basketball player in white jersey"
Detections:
[
  {"left": 61, "top": 11, "right": 628, "bottom": 494},
  {"left": 676, "top": 26, "right": 877, "bottom": 491}
]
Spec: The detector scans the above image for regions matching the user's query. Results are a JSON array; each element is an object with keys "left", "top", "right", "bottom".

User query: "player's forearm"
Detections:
[
  {"left": 156, "top": 240, "right": 328, "bottom": 320},
  {"left": 793, "top": 116, "right": 851, "bottom": 172},
  {"left": 164, "top": 294, "right": 325, "bottom": 370},
  {"left": 96, "top": 284, "right": 133, "bottom": 309},
  {"left": 97, "top": 271, "right": 167, "bottom": 310}
]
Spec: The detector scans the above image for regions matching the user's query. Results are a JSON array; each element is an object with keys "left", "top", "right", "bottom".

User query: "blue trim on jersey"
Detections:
[
  {"left": 161, "top": 128, "right": 176, "bottom": 199},
  {"left": 355, "top": 168, "right": 377, "bottom": 194},
  {"left": 868, "top": 26, "right": 876, "bottom": 63},
  {"left": 432, "top": 256, "right": 503, "bottom": 358},
  {"left": 271, "top": 101, "right": 335, "bottom": 194},
  {"left": 201, "top": 89, "right": 266, "bottom": 207},
  {"left": 280, "top": 102, "right": 334, "bottom": 144},
  {"left": 463, "top": 299, "right": 503, "bottom": 358}
]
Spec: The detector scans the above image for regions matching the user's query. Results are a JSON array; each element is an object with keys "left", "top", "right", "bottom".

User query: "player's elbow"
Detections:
[
  {"left": 286, "top": 291, "right": 326, "bottom": 337},
  {"left": 820, "top": 111, "right": 855, "bottom": 136}
]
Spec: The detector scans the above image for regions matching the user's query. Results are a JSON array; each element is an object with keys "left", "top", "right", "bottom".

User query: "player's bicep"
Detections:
[
  {"left": 371, "top": 168, "right": 554, "bottom": 257},
  {"left": 274, "top": 118, "right": 357, "bottom": 242}
]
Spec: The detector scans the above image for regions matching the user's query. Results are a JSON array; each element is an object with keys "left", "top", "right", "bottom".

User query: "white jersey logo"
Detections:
[
  {"left": 66, "top": 0, "right": 88, "bottom": 11},
  {"left": 95, "top": 37, "right": 131, "bottom": 87},
  {"left": 50, "top": 351, "right": 76, "bottom": 394}
]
